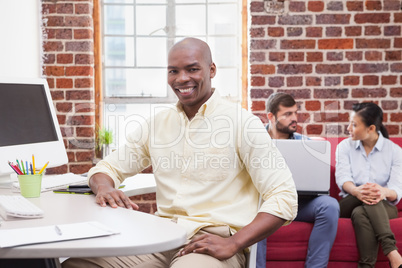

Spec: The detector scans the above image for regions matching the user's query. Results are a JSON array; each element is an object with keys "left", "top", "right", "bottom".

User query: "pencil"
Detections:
[
  {"left": 12, "top": 163, "right": 23, "bottom": 175},
  {"left": 38, "top": 161, "right": 49, "bottom": 175},
  {"left": 8, "top": 161, "right": 22, "bottom": 175},
  {"left": 21, "top": 160, "right": 26, "bottom": 174},
  {"left": 26, "top": 161, "right": 29, "bottom": 175},
  {"left": 16, "top": 159, "right": 22, "bottom": 171},
  {"left": 32, "top": 154, "right": 36, "bottom": 174}
]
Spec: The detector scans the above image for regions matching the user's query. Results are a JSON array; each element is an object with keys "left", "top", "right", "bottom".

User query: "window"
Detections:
[{"left": 100, "top": 0, "right": 243, "bottom": 146}]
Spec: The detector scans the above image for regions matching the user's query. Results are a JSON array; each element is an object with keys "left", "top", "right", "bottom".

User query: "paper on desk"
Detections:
[{"left": 0, "top": 221, "right": 120, "bottom": 248}]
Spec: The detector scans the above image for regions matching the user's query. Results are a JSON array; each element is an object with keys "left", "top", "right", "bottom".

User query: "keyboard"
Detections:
[
  {"left": 0, "top": 195, "right": 44, "bottom": 220},
  {"left": 13, "top": 173, "right": 88, "bottom": 192}
]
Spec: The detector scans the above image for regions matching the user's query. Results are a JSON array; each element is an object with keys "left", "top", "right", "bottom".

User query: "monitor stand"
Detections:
[{"left": 0, "top": 174, "right": 14, "bottom": 188}]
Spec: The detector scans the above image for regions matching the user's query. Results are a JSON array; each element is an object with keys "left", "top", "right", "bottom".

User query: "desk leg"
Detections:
[{"left": 0, "top": 258, "right": 61, "bottom": 268}]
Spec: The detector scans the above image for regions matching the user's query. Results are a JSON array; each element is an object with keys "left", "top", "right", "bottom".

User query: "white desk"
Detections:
[{"left": 0, "top": 184, "right": 186, "bottom": 259}]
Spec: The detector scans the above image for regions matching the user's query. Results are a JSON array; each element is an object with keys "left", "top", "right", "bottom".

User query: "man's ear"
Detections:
[
  {"left": 267, "top": 112, "right": 275, "bottom": 123},
  {"left": 210, "top": 63, "right": 217, "bottom": 78}
]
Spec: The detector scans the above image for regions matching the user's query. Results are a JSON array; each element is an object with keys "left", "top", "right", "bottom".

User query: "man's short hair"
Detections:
[{"left": 266, "top": 92, "right": 296, "bottom": 116}]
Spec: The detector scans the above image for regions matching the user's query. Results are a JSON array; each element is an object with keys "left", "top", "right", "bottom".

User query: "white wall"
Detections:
[{"left": 0, "top": 0, "right": 41, "bottom": 78}]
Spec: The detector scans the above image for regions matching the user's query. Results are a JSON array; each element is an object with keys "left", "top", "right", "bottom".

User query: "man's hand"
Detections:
[
  {"left": 179, "top": 213, "right": 285, "bottom": 261},
  {"left": 89, "top": 174, "right": 139, "bottom": 210},
  {"left": 95, "top": 184, "right": 139, "bottom": 210},
  {"left": 179, "top": 233, "right": 239, "bottom": 261}
]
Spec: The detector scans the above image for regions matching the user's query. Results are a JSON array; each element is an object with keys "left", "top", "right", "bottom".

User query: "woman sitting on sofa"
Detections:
[{"left": 335, "top": 102, "right": 402, "bottom": 268}]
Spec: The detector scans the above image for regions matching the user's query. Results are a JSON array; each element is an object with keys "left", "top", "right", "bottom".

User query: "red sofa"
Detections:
[{"left": 265, "top": 137, "right": 402, "bottom": 268}]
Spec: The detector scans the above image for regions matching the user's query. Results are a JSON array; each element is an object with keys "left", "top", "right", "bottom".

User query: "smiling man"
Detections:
[
  {"left": 62, "top": 38, "right": 297, "bottom": 268},
  {"left": 167, "top": 38, "right": 215, "bottom": 120}
]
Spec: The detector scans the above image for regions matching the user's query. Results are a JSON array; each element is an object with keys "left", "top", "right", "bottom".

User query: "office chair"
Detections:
[
  {"left": 246, "top": 243, "right": 258, "bottom": 268},
  {"left": 245, "top": 194, "right": 263, "bottom": 268}
]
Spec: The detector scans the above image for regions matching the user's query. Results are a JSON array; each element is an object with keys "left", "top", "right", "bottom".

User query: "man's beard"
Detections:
[{"left": 276, "top": 121, "right": 297, "bottom": 135}]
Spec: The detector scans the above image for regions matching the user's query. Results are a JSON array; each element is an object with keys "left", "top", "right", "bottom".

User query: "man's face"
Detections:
[
  {"left": 167, "top": 45, "right": 216, "bottom": 110},
  {"left": 273, "top": 104, "right": 298, "bottom": 135}
]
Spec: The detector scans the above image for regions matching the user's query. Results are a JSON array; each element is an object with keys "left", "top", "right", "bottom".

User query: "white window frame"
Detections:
[{"left": 100, "top": 0, "right": 242, "bottom": 105}]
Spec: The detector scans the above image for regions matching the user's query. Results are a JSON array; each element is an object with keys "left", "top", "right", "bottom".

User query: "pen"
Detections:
[
  {"left": 68, "top": 185, "right": 90, "bottom": 188},
  {"left": 21, "top": 160, "right": 26, "bottom": 174},
  {"left": 38, "top": 161, "right": 49, "bottom": 175},
  {"left": 55, "top": 225, "right": 62, "bottom": 236},
  {"left": 32, "top": 154, "right": 36, "bottom": 174}
]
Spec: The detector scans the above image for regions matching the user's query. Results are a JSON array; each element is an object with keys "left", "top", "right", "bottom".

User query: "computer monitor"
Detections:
[{"left": 0, "top": 78, "right": 68, "bottom": 187}]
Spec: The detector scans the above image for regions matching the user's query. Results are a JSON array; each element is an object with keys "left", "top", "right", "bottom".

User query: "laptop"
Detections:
[{"left": 273, "top": 139, "right": 331, "bottom": 196}]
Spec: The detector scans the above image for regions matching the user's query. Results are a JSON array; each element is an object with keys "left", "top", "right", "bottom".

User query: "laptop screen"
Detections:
[{"left": 273, "top": 140, "right": 331, "bottom": 195}]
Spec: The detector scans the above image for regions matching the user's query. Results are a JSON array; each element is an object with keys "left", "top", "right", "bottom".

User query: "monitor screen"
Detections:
[
  {"left": 0, "top": 83, "right": 58, "bottom": 146},
  {"left": 0, "top": 78, "right": 68, "bottom": 186}
]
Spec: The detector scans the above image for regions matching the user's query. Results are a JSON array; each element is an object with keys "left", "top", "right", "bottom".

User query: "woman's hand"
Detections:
[
  {"left": 352, "top": 183, "right": 386, "bottom": 205},
  {"left": 351, "top": 184, "right": 371, "bottom": 204},
  {"left": 364, "top": 183, "right": 386, "bottom": 205},
  {"left": 346, "top": 181, "right": 396, "bottom": 205}
]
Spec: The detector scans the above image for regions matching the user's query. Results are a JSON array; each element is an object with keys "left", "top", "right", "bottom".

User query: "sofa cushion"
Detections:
[
  {"left": 267, "top": 209, "right": 402, "bottom": 263},
  {"left": 266, "top": 221, "right": 311, "bottom": 261}
]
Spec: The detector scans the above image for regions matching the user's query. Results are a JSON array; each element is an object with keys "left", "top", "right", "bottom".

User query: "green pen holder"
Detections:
[{"left": 17, "top": 174, "right": 43, "bottom": 198}]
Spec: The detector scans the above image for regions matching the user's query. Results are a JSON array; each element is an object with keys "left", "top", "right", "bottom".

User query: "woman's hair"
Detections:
[{"left": 352, "top": 102, "right": 389, "bottom": 138}]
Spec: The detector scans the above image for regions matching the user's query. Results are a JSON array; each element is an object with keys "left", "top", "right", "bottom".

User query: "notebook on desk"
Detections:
[
  {"left": 0, "top": 221, "right": 119, "bottom": 248},
  {"left": 274, "top": 140, "right": 331, "bottom": 196}
]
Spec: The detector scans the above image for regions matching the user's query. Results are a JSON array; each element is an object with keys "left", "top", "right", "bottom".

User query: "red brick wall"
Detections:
[
  {"left": 39, "top": 1, "right": 401, "bottom": 211},
  {"left": 40, "top": 0, "right": 156, "bottom": 212},
  {"left": 41, "top": 0, "right": 95, "bottom": 174},
  {"left": 250, "top": 0, "right": 402, "bottom": 137}
]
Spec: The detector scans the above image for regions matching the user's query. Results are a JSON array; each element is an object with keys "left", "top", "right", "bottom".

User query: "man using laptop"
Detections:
[{"left": 256, "top": 92, "right": 340, "bottom": 268}]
